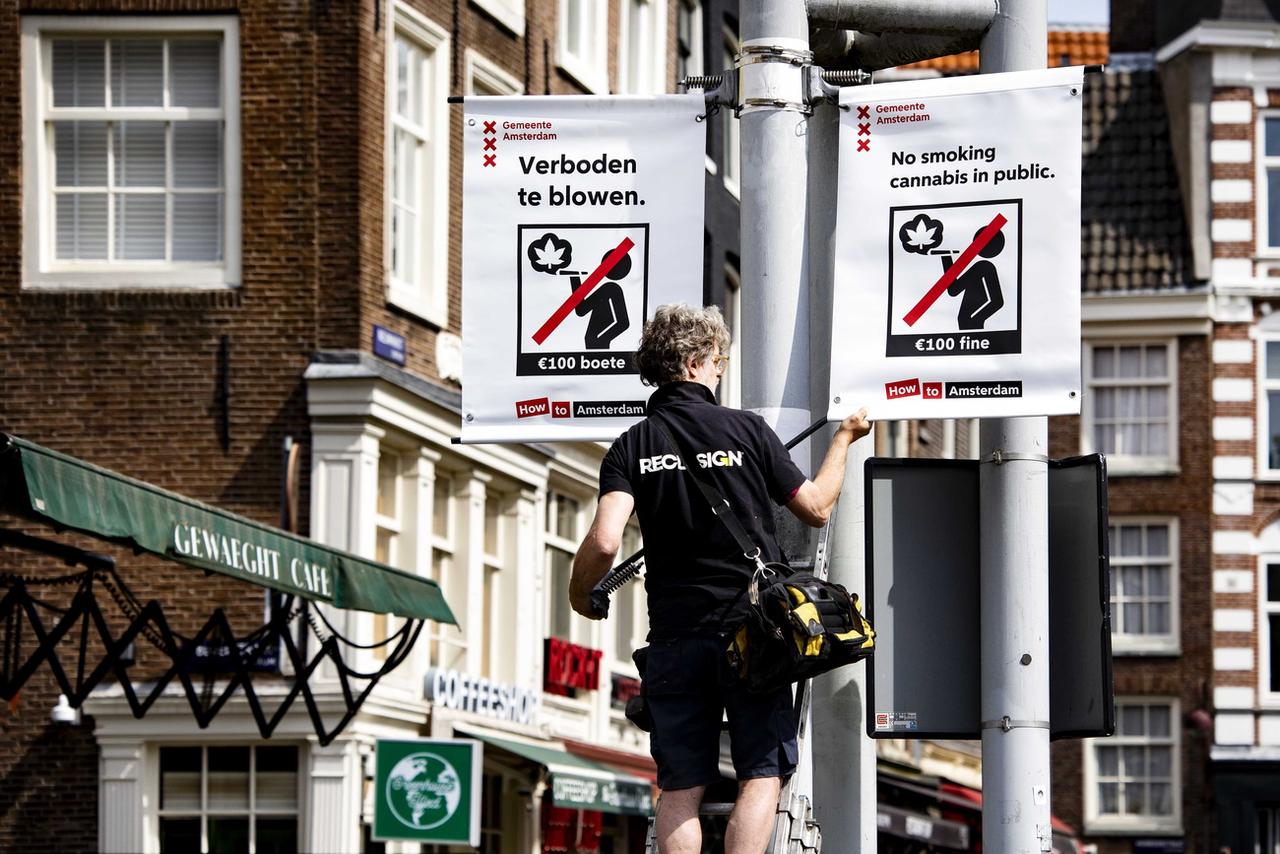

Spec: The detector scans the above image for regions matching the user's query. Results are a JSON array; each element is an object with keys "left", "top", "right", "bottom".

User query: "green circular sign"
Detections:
[{"left": 385, "top": 752, "right": 463, "bottom": 830}]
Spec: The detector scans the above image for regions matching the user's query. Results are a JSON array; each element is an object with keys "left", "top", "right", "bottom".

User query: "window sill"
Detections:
[
  {"left": 1083, "top": 821, "right": 1183, "bottom": 837},
  {"left": 1101, "top": 459, "right": 1180, "bottom": 478},
  {"left": 387, "top": 286, "right": 447, "bottom": 330},
  {"left": 1111, "top": 643, "right": 1181, "bottom": 657},
  {"left": 555, "top": 52, "right": 608, "bottom": 95},
  {"left": 23, "top": 271, "right": 238, "bottom": 291}
]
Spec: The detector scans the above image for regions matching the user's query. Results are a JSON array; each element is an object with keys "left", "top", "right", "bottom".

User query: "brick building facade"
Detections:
[{"left": 0, "top": 0, "right": 686, "bottom": 851}]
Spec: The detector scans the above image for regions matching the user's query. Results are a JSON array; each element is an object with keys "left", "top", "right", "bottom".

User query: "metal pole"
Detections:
[
  {"left": 739, "top": 0, "right": 817, "bottom": 819},
  {"left": 978, "top": 2, "right": 1051, "bottom": 852},
  {"left": 739, "top": 0, "right": 813, "bottom": 451},
  {"left": 807, "top": 97, "right": 875, "bottom": 854}
]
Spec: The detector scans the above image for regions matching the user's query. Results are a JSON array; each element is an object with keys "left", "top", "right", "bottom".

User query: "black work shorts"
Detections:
[{"left": 644, "top": 635, "right": 798, "bottom": 791}]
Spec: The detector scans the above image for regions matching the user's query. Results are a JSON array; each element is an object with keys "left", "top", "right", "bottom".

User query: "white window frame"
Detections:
[
  {"left": 372, "top": 448, "right": 405, "bottom": 658},
  {"left": 431, "top": 471, "right": 468, "bottom": 672},
  {"left": 1082, "top": 697, "right": 1182, "bottom": 835},
  {"left": 1109, "top": 517, "right": 1180, "bottom": 656},
  {"left": 1258, "top": 334, "right": 1280, "bottom": 479},
  {"left": 1260, "top": 555, "right": 1280, "bottom": 707},
  {"left": 723, "top": 263, "right": 742, "bottom": 409},
  {"left": 545, "top": 487, "right": 591, "bottom": 647},
  {"left": 1258, "top": 110, "right": 1280, "bottom": 256},
  {"left": 721, "top": 26, "right": 740, "bottom": 198},
  {"left": 1081, "top": 339, "right": 1179, "bottom": 475},
  {"left": 480, "top": 488, "right": 517, "bottom": 683},
  {"left": 465, "top": 49, "right": 524, "bottom": 97},
  {"left": 617, "top": 0, "right": 669, "bottom": 95},
  {"left": 471, "top": 0, "right": 525, "bottom": 37},
  {"left": 384, "top": 3, "right": 451, "bottom": 326},
  {"left": 611, "top": 524, "right": 646, "bottom": 667},
  {"left": 676, "top": 0, "right": 704, "bottom": 86},
  {"left": 21, "top": 15, "right": 241, "bottom": 290},
  {"left": 557, "top": 0, "right": 608, "bottom": 94}
]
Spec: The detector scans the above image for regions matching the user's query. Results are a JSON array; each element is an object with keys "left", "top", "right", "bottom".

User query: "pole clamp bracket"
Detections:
[
  {"left": 981, "top": 717, "right": 1050, "bottom": 732},
  {"left": 738, "top": 44, "right": 814, "bottom": 66},
  {"left": 983, "top": 450, "right": 1051, "bottom": 466}
]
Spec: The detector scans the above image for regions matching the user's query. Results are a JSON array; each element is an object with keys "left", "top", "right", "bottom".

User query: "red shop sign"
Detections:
[{"left": 544, "top": 637, "right": 603, "bottom": 696}]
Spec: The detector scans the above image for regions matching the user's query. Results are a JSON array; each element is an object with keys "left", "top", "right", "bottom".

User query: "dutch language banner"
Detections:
[
  {"left": 461, "top": 95, "right": 706, "bottom": 442},
  {"left": 831, "top": 67, "right": 1084, "bottom": 420}
]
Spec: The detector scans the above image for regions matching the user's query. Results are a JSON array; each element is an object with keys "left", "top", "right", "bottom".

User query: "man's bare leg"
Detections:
[
  {"left": 724, "top": 776, "right": 781, "bottom": 854},
  {"left": 656, "top": 786, "right": 705, "bottom": 854}
]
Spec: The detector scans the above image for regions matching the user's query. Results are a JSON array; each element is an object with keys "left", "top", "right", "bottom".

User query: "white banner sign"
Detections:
[
  {"left": 461, "top": 95, "right": 706, "bottom": 442},
  {"left": 831, "top": 67, "right": 1084, "bottom": 420}
]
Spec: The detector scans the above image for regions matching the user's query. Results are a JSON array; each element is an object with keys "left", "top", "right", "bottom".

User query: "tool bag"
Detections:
[
  {"left": 726, "top": 562, "right": 874, "bottom": 693},
  {"left": 651, "top": 416, "right": 874, "bottom": 694}
]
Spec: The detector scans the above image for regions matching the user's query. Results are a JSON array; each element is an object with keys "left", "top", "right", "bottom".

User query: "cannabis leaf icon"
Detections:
[
  {"left": 528, "top": 232, "right": 573, "bottom": 274},
  {"left": 898, "top": 213, "right": 944, "bottom": 255}
]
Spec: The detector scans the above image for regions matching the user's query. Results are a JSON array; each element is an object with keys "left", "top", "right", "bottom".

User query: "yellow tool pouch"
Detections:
[{"left": 726, "top": 564, "right": 875, "bottom": 693}]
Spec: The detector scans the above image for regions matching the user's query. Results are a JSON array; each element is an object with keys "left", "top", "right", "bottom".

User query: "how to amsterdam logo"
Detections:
[{"left": 386, "top": 752, "right": 463, "bottom": 831}]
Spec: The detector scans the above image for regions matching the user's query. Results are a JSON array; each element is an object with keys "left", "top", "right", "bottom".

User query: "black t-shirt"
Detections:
[{"left": 599, "top": 382, "right": 807, "bottom": 640}]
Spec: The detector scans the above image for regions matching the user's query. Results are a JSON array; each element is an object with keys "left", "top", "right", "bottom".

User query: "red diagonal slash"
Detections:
[
  {"left": 902, "top": 213, "right": 1007, "bottom": 327},
  {"left": 532, "top": 237, "right": 635, "bottom": 345}
]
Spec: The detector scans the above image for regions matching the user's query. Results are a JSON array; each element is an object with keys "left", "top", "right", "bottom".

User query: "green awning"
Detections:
[
  {"left": 467, "top": 732, "right": 653, "bottom": 816},
  {"left": 0, "top": 435, "right": 455, "bottom": 624}
]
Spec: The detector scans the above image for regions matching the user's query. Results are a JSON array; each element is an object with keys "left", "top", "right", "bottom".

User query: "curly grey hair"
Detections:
[{"left": 634, "top": 304, "right": 731, "bottom": 387}]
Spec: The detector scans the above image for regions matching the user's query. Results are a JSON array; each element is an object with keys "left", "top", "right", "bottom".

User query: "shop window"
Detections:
[
  {"left": 1082, "top": 342, "right": 1176, "bottom": 473},
  {"left": 1260, "top": 806, "right": 1280, "bottom": 852},
  {"left": 1109, "top": 520, "right": 1178, "bottom": 654},
  {"left": 557, "top": 0, "right": 607, "bottom": 93},
  {"left": 22, "top": 17, "right": 240, "bottom": 288},
  {"left": 386, "top": 4, "right": 450, "bottom": 325},
  {"left": 158, "top": 744, "right": 299, "bottom": 853},
  {"left": 1084, "top": 700, "right": 1180, "bottom": 833}
]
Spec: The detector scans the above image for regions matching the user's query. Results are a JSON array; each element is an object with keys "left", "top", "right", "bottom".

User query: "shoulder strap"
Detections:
[{"left": 650, "top": 413, "right": 763, "bottom": 566}]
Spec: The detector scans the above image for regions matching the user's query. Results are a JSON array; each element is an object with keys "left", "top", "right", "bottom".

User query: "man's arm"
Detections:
[
  {"left": 569, "top": 490, "right": 637, "bottom": 619},
  {"left": 786, "top": 408, "right": 872, "bottom": 528}
]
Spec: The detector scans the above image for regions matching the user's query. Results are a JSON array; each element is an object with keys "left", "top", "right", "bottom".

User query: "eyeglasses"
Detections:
[{"left": 713, "top": 354, "right": 730, "bottom": 370}]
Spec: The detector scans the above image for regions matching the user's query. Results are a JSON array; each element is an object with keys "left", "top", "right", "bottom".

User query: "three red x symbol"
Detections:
[
  {"left": 858, "top": 123, "right": 870, "bottom": 136},
  {"left": 483, "top": 138, "right": 496, "bottom": 151},
  {"left": 484, "top": 154, "right": 497, "bottom": 167},
  {"left": 483, "top": 121, "right": 496, "bottom": 134},
  {"left": 857, "top": 105, "right": 870, "bottom": 119},
  {"left": 856, "top": 139, "right": 870, "bottom": 152}
]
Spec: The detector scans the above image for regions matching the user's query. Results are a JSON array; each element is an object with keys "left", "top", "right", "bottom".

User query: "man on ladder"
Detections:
[{"left": 568, "top": 304, "right": 871, "bottom": 853}]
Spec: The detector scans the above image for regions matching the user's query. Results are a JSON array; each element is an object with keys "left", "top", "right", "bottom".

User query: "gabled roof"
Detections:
[
  {"left": 899, "top": 28, "right": 1109, "bottom": 73},
  {"left": 1080, "top": 68, "right": 1197, "bottom": 293}
]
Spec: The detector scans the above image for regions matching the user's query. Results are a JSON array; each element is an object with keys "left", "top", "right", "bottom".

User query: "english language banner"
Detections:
[
  {"left": 461, "top": 95, "right": 706, "bottom": 442},
  {"left": 831, "top": 67, "right": 1084, "bottom": 420}
]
